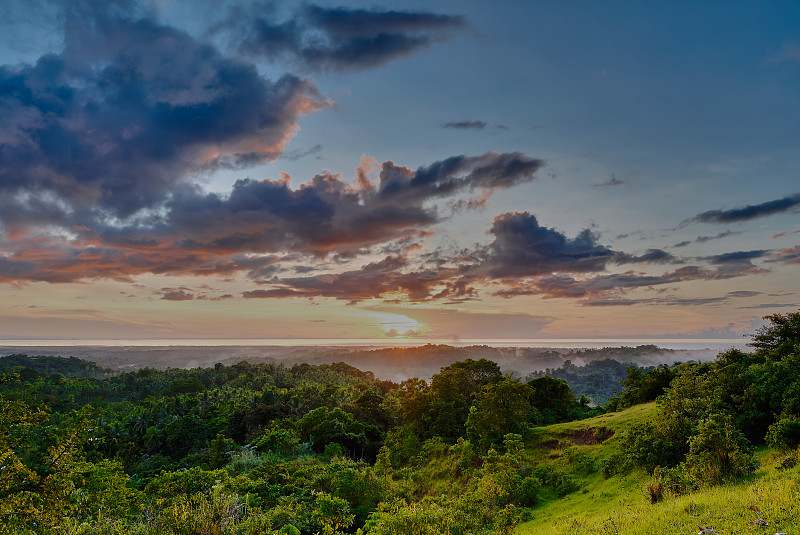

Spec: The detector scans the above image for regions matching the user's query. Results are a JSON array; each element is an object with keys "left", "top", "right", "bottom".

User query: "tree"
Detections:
[
  {"left": 621, "top": 364, "right": 714, "bottom": 470},
  {"left": 682, "top": 413, "right": 754, "bottom": 486},
  {"left": 614, "top": 364, "right": 677, "bottom": 408},
  {"left": 0, "top": 376, "right": 91, "bottom": 529},
  {"left": 466, "top": 377, "right": 531, "bottom": 450},
  {"left": 750, "top": 311, "right": 800, "bottom": 354},
  {"left": 295, "top": 407, "right": 368, "bottom": 458},
  {"left": 526, "top": 376, "right": 574, "bottom": 424}
]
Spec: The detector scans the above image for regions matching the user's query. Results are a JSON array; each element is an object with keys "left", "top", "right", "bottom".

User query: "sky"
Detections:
[{"left": 0, "top": 0, "right": 799, "bottom": 342}]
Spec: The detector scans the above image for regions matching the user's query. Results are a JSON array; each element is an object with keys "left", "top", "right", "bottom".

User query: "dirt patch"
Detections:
[{"left": 564, "top": 426, "right": 615, "bottom": 445}]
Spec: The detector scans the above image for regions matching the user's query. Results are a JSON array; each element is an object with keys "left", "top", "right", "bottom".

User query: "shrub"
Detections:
[
  {"left": 600, "top": 452, "right": 631, "bottom": 478},
  {"left": 681, "top": 413, "right": 755, "bottom": 486},
  {"left": 767, "top": 415, "right": 800, "bottom": 450}
]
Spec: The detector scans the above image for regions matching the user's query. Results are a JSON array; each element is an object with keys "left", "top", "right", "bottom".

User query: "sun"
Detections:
[{"left": 368, "top": 312, "right": 422, "bottom": 338}]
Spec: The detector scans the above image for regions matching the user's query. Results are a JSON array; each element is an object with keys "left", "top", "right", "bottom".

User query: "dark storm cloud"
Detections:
[
  {"left": 0, "top": 0, "right": 325, "bottom": 224},
  {"left": 215, "top": 3, "right": 465, "bottom": 72},
  {"left": 443, "top": 121, "right": 487, "bottom": 130},
  {"left": 686, "top": 193, "right": 800, "bottom": 224}
]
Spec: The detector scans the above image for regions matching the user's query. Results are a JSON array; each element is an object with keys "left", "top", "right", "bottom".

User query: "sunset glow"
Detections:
[
  {"left": 0, "top": 1, "right": 798, "bottom": 342},
  {"left": 369, "top": 312, "right": 424, "bottom": 338}
]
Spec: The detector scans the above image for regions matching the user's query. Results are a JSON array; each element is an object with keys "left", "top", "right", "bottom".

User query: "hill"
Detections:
[
  {"left": 516, "top": 406, "right": 800, "bottom": 534},
  {"left": 0, "top": 311, "right": 798, "bottom": 534}
]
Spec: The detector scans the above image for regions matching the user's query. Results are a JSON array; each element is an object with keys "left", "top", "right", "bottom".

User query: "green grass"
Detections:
[
  {"left": 518, "top": 465, "right": 800, "bottom": 535},
  {"left": 516, "top": 404, "right": 800, "bottom": 535}
]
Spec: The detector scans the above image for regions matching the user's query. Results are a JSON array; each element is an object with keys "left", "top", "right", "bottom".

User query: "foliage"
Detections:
[
  {"left": 3, "top": 316, "right": 800, "bottom": 534},
  {"left": 767, "top": 415, "right": 800, "bottom": 450},
  {"left": 465, "top": 377, "right": 530, "bottom": 449},
  {"left": 0, "top": 383, "right": 94, "bottom": 530},
  {"left": 605, "top": 363, "right": 678, "bottom": 411},
  {"left": 527, "top": 376, "right": 576, "bottom": 424},
  {"left": 528, "top": 346, "right": 679, "bottom": 405},
  {"left": 681, "top": 413, "right": 755, "bottom": 486},
  {"left": 750, "top": 311, "right": 800, "bottom": 354}
]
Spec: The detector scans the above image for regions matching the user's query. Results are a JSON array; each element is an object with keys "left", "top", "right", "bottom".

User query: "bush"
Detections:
[
  {"left": 251, "top": 423, "right": 299, "bottom": 456},
  {"left": 681, "top": 413, "right": 755, "bottom": 486},
  {"left": 767, "top": 415, "right": 800, "bottom": 450},
  {"left": 600, "top": 453, "right": 631, "bottom": 478}
]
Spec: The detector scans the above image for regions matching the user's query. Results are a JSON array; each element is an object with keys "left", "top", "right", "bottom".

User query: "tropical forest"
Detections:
[{"left": 2, "top": 312, "right": 800, "bottom": 534}]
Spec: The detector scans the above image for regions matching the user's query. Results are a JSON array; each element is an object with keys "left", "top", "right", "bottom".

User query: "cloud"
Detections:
[
  {"left": 696, "top": 230, "right": 742, "bottom": 243},
  {"left": 738, "top": 303, "right": 799, "bottom": 309},
  {"left": 161, "top": 289, "right": 194, "bottom": 301},
  {"left": 161, "top": 151, "right": 542, "bottom": 258},
  {"left": 0, "top": 0, "right": 327, "bottom": 227},
  {"left": 767, "top": 245, "right": 800, "bottom": 265},
  {"left": 592, "top": 174, "right": 626, "bottom": 188},
  {"left": 481, "top": 212, "right": 616, "bottom": 278},
  {"left": 235, "top": 210, "right": 775, "bottom": 304},
  {"left": 0, "top": 147, "right": 542, "bottom": 282},
  {"left": 443, "top": 121, "right": 487, "bottom": 130},
  {"left": 282, "top": 144, "right": 323, "bottom": 161},
  {"left": 244, "top": 255, "right": 419, "bottom": 302},
  {"left": 573, "top": 290, "right": 762, "bottom": 308},
  {"left": 493, "top": 271, "right": 677, "bottom": 300},
  {"left": 686, "top": 193, "right": 800, "bottom": 224},
  {"left": 0, "top": 2, "right": 782, "bottom": 308},
  {"left": 702, "top": 250, "right": 771, "bottom": 279},
  {"left": 613, "top": 249, "right": 677, "bottom": 264},
  {"left": 705, "top": 250, "right": 770, "bottom": 264},
  {"left": 214, "top": 3, "right": 465, "bottom": 72},
  {"left": 726, "top": 290, "right": 762, "bottom": 298},
  {"left": 672, "top": 230, "right": 742, "bottom": 248},
  {"left": 490, "top": 255, "right": 770, "bottom": 301}
]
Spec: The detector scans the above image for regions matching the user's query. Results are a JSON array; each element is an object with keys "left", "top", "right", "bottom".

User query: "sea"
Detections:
[{"left": 0, "top": 337, "right": 748, "bottom": 351}]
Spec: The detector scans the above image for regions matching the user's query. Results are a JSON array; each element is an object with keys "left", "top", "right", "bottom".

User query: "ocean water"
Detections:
[{"left": 0, "top": 337, "right": 748, "bottom": 351}]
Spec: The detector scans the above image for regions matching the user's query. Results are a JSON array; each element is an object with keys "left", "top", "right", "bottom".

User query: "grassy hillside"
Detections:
[{"left": 516, "top": 403, "right": 800, "bottom": 535}]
